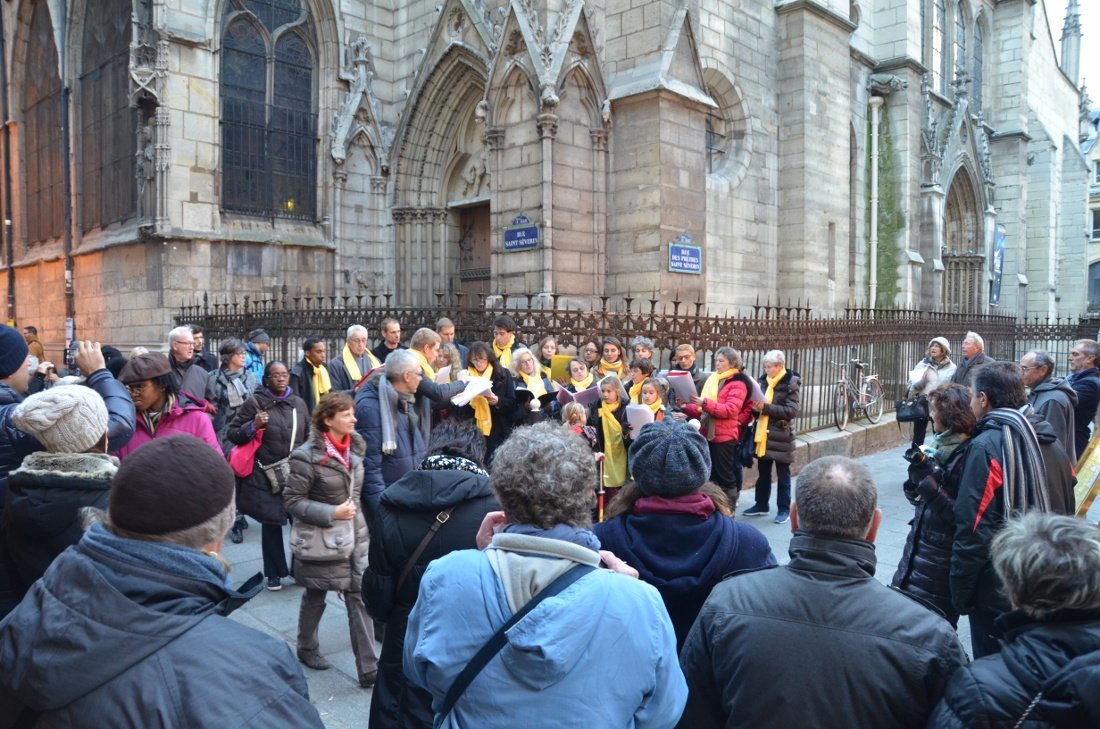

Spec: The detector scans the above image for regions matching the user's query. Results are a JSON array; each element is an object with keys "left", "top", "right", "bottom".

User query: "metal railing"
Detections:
[{"left": 177, "top": 287, "right": 1100, "bottom": 434}]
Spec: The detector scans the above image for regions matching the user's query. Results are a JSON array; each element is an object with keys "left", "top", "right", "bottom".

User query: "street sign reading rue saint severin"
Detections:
[
  {"left": 668, "top": 234, "right": 702, "bottom": 274},
  {"left": 504, "top": 215, "right": 540, "bottom": 252}
]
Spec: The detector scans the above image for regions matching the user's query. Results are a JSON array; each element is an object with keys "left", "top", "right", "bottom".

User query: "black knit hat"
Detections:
[
  {"left": 248, "top": 329, "right": 271, "bottom": 344},
  {"left": 0, "top": 324, "right": 29, "bottom": 380},
  {"left": 628, "top": 419, "right": 711, "bottom": 498},
  {"left": 109, "top": 434, "right": 235, "bottom": 535}
]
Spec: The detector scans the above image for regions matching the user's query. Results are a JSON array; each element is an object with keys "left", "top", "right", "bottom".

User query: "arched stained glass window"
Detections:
[
  {"left": 221, "top": 0, "right": 316, "bottom": 219},
  {"left": 973, "top": 21, "right": 984, "bottom": 113},
  {"left": 80, "top": 0, "right": 136, "bottom": 231},
  {"left": 932, "top": 0, "right": 947, "bottom": 95},
  {"left": 24, "top": 0, "right": 64, "bottom": 244}
]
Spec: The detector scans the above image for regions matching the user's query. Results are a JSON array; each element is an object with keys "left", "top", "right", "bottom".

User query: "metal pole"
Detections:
[{"left": 868, "top": 96, "right": 884, "bottom": 309}]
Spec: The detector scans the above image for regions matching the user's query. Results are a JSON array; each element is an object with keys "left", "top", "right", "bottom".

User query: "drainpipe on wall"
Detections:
[
  {"left": 62, "top": 84, "right": 74, "bottom": 352},
  {"left": 868, "top": 95, "right": 884, "bottom": 309},
  {"left": 0, "top": 8, "right": 13, "bottom": 323}
]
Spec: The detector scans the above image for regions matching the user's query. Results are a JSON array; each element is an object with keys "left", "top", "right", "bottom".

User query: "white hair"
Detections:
[
  {"left": 763, "top": 349, "right": 785, "bottom": 366},
  {"left": 346, "top": 324, "right": 368, "bottom": 339},
  {"left": 167, "top": 325, "right": 193, "bottom": 345}
]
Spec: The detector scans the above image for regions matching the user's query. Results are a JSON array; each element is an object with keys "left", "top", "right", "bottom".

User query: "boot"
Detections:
[
  {"left": 297, "top": 651, "right": 331, "bottom": 671},
  {"left": 229, "top": 521, "right": 244, "bottom": 544}
]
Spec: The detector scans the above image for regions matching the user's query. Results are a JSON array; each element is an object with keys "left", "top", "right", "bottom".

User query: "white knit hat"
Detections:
[{"left": 12, "top": 386, "right": 109, "bottom": 453}]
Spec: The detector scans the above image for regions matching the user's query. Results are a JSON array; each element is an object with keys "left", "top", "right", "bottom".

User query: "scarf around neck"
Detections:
[
  {"left": 984, "top": 408, "right": 1050, "bottom": 518},
  {"left": 83, "top": 521, "right": 232, "bottom": 590},
  {"left": 519, "top": 370, "right": 547, "bottom": 398},
  {"left": 599, "top": 358, "right": 624, "bottom": 378},
  {"left": 502, "top": 523, "right": 602, "bottom": 552},
  {"left": 570, "top": 372, "right": 594, "bottom": 391},
  {"left": 756, "top": 368, "right": 786, "bottom": 458},
  {"left": 323, "top": 432, "right": 351, "bottom": 471},
  {"left": 629, "top": 380, "right": 644, "bottom": 404},
  {"left": 377, "top": 375, "right": 431, "bottom": 455},
  {"left": 493, "top": 336, "right": 515, "bottom": 367},
  {"left": 221, "top": 368, "right": 250, "bottom": 408},
  {"left": 342, "top": 344, "right": 380, "bottom": 383},
  {"left": 633, "top": 492, "right": 716, "bottom": 520},
  {"left": 413, "top": 348, "right": 437, "bottom": 382},
  {"left": 418, "top": 453, "right": 488, "bottom": 476},
  {"left": 701, "top": 367, "right": 736, "bottom": 403},
  {"left": 307, "top": 360, "right": 331, "bottom": 404},
  {"left": 926, "top": 430, "right": 969, "bottom": 465},
  {"left": 469, "top": 364, "right": 494, "bottom": 436},
  {"left": 599, "top": 401, "right": 627, "bottom": 488}
]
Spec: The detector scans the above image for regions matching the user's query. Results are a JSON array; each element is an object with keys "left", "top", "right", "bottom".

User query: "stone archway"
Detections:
[{"left": 942, "top": 170, "right": 983, "bottom": 313}]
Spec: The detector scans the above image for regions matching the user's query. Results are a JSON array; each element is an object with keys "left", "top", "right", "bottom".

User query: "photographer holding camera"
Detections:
[{"left": 891, "top": 383, "right": 975, "bottom": 628}]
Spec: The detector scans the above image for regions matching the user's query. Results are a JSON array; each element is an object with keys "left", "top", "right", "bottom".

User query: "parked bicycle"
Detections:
[{"left": 832, "top": 359, "right": 884, "bottom": 431}]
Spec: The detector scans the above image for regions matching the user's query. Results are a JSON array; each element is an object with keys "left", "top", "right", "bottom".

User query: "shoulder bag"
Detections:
[
  {"left": 228, "top": 428, "right": 263, "bottom": 478},
  {"left": 895, "top": 394, "right": 929, "bottom": 423},
  {"left": 364, "top": 506, "right": 455, "bottom": 622},
  {"left": 288, "top": 436, "right": 356, "bottom": 563},
  {"left": 437, "top": 563, "right": 594, "bottom": 722},
  {"left": 259, "top": 408, "right": 297, "bottom": 494}
]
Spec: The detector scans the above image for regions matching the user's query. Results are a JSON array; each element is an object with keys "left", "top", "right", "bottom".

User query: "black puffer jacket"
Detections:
[
  {"left": 284, "top": 428, "right": 369, "bottom": 592},
  {"left": 755, "top": 370, "right": 800, "bottom": 464},
  {"left": 362, "top": 461, "right": 498, "bottom": 729},
  {"left": 226, "top": 389, "right": 310, "bottom": 525},
  {"left": 1, "top": 452, "right": 117, "bottom": 600},
  {"left": 929, "top": 609, "right": 1100, "bottom": 728},
  {"left": 891, "top": 440, "right": 968, "bottom": 626}
]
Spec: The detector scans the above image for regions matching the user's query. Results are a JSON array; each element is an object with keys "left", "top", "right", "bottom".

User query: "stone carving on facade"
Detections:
[
  {"left": 920, "top": 73, "right": 943, "bottom": 186},
  {"left": 448, "top": 8, "right": 466, "bottom": 40},
  {"left": 460, "top": 149, "right": 490, "bottom": 197},
  {"left": 331, "top": 36, "right": 389, "bottom": 172},
  {"left": 129, "top": 5, "right": 170, "bottom": 229},
  {"left": 475, "top": 99, "right": 489, "bottom": 124}
]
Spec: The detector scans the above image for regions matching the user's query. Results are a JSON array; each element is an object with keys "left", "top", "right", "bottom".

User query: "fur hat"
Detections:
[
  {"left": 628, "top": 419, "right": 712, "bottom": 498},
  {"left": 12, "top": 385, "right": 109, "bottom": 453},
  {"left": 118, "top": 352, "right": 172, "bottom": 384},
  {"left": 0, "top": 324, "right": 29, "bottom": 380},
  {"left": 248, "top": 328, "right": 271, "bottom": 344},
  {"left": 109, "top": 434, "right": 234, "bottom": 536},
  {"left": 928, "top": 337, "right": 951, "bottom": 355}
]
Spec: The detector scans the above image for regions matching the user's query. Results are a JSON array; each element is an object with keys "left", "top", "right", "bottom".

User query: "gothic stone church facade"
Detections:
[{"left": 0, "top": 0, "right": 1089, "bottom": 345}]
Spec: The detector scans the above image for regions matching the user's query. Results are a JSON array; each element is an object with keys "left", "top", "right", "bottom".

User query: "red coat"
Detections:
[{"left": 681, "top": 376, "right": 751, "bottom": 444}]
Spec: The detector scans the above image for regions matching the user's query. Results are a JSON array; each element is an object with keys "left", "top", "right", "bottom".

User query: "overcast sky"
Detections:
[{"left": 1073, "top": 0, "right": 1097, "bottom": 108}]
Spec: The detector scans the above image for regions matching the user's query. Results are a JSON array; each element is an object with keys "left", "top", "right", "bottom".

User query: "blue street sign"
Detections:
[
  {"left": 504, "top": 215, "right": 539, "bottom": 252},
  {"left": 668, "top": 235, "right": 702, "bottom": 274}
]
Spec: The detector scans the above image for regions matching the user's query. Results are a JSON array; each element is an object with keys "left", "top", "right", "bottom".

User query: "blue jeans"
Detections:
[{"left": 754, "top": 458, "right": 791, "bottom": 512}]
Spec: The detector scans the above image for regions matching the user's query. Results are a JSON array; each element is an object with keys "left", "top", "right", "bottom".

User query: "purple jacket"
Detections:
[{"left": 113, "top": 400, "right": 220, "bottom": 461}]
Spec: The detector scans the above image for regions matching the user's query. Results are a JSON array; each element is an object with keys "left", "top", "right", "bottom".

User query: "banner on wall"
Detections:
[{"left": 989, "top": 224, "right": 1006, "bottom": 307}]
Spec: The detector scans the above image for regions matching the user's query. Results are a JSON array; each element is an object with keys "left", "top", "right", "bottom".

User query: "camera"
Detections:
[{"left": 903, "top": 445, "right": 929, "bottom": 466}]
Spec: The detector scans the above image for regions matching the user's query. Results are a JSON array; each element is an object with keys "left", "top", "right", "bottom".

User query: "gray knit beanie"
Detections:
[
  {"left": 628, "top": 419, "right": 712, "bottom": 498},
  {"left": 13, "top": 385, "right": 109, "bottom": 453}
]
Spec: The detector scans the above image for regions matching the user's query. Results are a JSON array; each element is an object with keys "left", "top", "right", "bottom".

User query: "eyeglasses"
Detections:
[
  {"left": 1070, "top": 351, "right": 1086, "bottom": 358},
  {"left": 126, "top": 382, "right": 149, "bottom": 395},
  {"left": 1018, "top": 365, "right": 1036, "bottom": 372}
]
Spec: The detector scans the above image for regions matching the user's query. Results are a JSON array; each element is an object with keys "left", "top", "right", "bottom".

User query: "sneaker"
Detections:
[
  {"left": 742, "top": 505, "right": 769, "bottom": 517},
  {"left": 774, "top": 511, "right": 790, "bottom": 524},
  {"left": 266, "top": 576, "right": 282, "bottom": 591}
]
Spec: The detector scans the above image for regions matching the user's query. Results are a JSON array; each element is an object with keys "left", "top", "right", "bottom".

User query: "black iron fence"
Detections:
[{"left": 177, "top": 287, "right": 1100, "bottom": 434}]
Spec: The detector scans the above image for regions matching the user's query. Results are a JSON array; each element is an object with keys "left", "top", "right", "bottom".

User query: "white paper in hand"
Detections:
[
  {"left": 451, "top": 377, "right": 493, "bottom": 407},
  {"left": 435, "top": 365, "right": 451, "bottom": 383},
  {"left": 625, "top": 404, "right": 656, "bottom": 432},
  {"left": 666, "top": 371, "right": 698, "bottom": 401}
]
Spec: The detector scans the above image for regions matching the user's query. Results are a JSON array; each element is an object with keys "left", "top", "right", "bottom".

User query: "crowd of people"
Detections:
[{"left": 0, "top": 319, "right": 1097, "bottom": 726}]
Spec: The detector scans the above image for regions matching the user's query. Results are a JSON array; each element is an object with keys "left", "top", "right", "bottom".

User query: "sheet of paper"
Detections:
[
  {"left": 573, "top": 385, "right": 601, "bottom": 407},
  {"left": 666, "top": 370, "right": 697, "bottom": 401},
  {"left": 435, "top": 365, "right": 451, "bottom": 383},
  {"left": 450, "top": 377, "right": 493, "bottom": 407},
  {"left": 625, "top": 403, "right": 655, "bottom": 432}
]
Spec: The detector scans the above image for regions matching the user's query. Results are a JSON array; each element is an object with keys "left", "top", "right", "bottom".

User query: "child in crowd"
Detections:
[{"left": 562, "top": 402, "right": 598, "bottom": 451}]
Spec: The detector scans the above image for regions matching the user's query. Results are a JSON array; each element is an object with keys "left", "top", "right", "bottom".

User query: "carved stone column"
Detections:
[
  {"left": 536, "top": 112, "right": 558, "bottom": 294},
  {"left": 483, "top": 127, "right": 504, "bottom": 293},
  {"left": 590, "top": 128, "right": 609, "bottom": 297}
]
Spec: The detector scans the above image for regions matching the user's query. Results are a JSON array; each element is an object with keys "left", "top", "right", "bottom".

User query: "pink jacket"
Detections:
[
  {"left": 681, "top": 377, "right": 750, "bottom": 444},
  {"left": 113, "top": 401, "right": 220, "bottom": 461}
]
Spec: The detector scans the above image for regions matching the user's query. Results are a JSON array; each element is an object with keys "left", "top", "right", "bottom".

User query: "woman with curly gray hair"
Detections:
[
  {"left": 403, "top": 422, "right": 687, "bottom": 728},
  {"left": 931, "top": 513, "right": 1100, "bottom": 727}
]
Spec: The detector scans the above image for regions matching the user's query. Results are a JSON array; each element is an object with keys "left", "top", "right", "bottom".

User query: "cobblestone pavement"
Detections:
[{"left": 222, "top": 439, "right": 1097, "bottom": 727}]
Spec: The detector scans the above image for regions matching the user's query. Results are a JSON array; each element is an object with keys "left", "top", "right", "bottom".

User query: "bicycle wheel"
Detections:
[
  {"left": 833, "top": 382, "right": 850, "bottom": 431},
  {"left": 863, "top": 378, "right": 884, "bottom": 424}
]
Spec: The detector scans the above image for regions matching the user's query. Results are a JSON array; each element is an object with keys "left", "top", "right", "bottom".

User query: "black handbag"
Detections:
[
  {"left": 895, "top": 395, "right": 929, "bottom": 423},
  {"left": 738, "top": 421, "right": 757, "bottom": 467}
]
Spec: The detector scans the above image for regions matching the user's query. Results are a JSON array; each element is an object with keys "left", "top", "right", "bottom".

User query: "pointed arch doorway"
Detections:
[
  {"left": 455, "top": 203, "right": 491, "bottom": 299},
  {"left": 942, "top": 172, "right": 984, "bottom": 313}
]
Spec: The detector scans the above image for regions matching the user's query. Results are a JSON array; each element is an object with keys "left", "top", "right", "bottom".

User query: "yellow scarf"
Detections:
[
  {"left": 646, "top": 398, "right": 664, "bottom": 416},
  {"left": 311, "top": 362, "right": 331, "bottom": 403},
  {"left": 570, "top": 372, "right": 594, "bottom": 391},
  {"left": 342, "top": 344, "right": 381, "bottom": 383},
  {"left": 599, "top": 358, "right": 624, "bottom": 378},
  {"left": 701, "top": 367, "right": 737, "bottom": 403},
  {"left": 599, "top": 401, "right": 627, "bottom": 488},
  {"left": 629, "top": 380, "right": 644, "bottom": 404},
  {"left": 756, "top": 368, "right": 786, "bottom": 458},
  {"left": 520, "top": 371, "right": 548, "bottom": 398},
  {"left": 469, "top": 364, "right": 494, "bottom": 436},
  {"left": 412, "top": 348, "right": 437, "bottom": 382},
  {"left": 540, "top": 360, "right": 553, "bottom": 378},
  {"left": 493, "top": 335, "right": 515, "bottom": 368}
]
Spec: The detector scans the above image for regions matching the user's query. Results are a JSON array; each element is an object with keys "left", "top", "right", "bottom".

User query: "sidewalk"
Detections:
[{"left": 220, "top": 416, "right": 1089, "bottom": 726}]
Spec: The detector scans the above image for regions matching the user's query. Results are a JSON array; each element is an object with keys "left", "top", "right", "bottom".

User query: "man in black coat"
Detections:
[
  {"left": 0, "top": 435, "right": 324, "bottom": 727},
  {"left": 1067, "top": 338, "right": 1100, "bottom": 458},
  {"left": 679, "top": 455, "right": 967, "bottom": 729},
  {"left": 951, "top": 330, "right": 994, "bottom": 386},
  {"left": 166, "top": 325, "right": 209, "bottom": 401}
]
